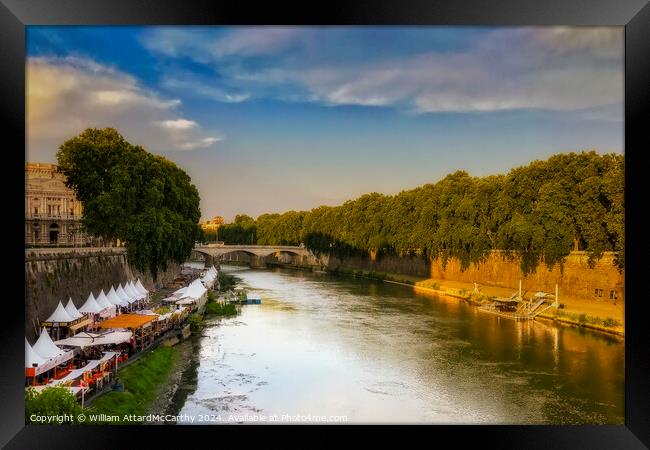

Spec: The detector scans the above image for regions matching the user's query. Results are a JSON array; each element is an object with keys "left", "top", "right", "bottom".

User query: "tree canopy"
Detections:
[
  {"left": 25, "top": 386, "right": 84, "bottom": 424},
  {"left": 218, "top": 214, "right": 257, "bottom": 245},
  {"left": 57, "top": 128, "right": 202, "bottom": 278},
  {"left": 220, "top": 151, "right": 624, "bottom": 274}
]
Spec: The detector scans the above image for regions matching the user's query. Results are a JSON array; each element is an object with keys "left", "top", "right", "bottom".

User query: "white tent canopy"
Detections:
[
  {"left": 64, "top": 298, "right": 84, "bottom": 320},
  {"left": 31, "top": 385, "right": 86, "bottom": 395},
  {"left": 45, "top": 301, "right": 74, "bottom": 323},
  {"left": 45, "top": 301, "right": 75, "bottom": 324},
  {"left": 95, "top": 290, "right": 114, "bottom": 310},
  {"left": 182, "top": 279, "right": 207, "bottom": 300},
  {"left": 25, "top": 338, "right": 59, "bottom": 376},
  {"left": 124, "top": 282, "right": 139, "bottom": 299},
  {"left": 25, "top": 338, "right": 46, "bottom": 367},
  {"left": 173, "top": 286, "right": 187, "bottom": 297},
  {"left": 201, "top": 266, "right": 218, "bottom": 287},
  {"left": 78, "top": 292, "right": 103, "bottom": 315},
  {"left": 55, "top": 331, "right": 132, "bottom": 349},
  {"left": 135, "top": 279, "right": 148, "bottom": 295},
  {"left": 126, "top": 281, "right": 144, "bottom": 300},
  {"left": 96, "top": 290, "right": 116, "bottom": 318},
  {"left": 107, "top": 286, "right": 128, "bottom": 307},
  {"left": 117, "top": 283, "right": 136, "bottom": 304},
  {"left": 33, "top": 328, "right": 64, "bottom": 359},
  {"left": 47, "top": 352, "right": 119, "bottom": 386},
  {"left": 175, "top": 298, "right": 196, "bottom": 305}
]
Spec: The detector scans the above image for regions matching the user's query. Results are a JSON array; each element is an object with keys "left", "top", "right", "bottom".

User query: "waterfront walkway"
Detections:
[{"left": 415, "top": 277, "right": 624, "bottom": 334}]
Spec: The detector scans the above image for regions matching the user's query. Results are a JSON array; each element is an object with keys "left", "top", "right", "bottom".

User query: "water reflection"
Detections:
[{"left": 178, "top": 266, "right": 624, "bottom": 424}]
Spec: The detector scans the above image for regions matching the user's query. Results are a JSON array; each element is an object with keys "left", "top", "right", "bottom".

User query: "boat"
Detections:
[{"left": 224, "top": 289, "right": 261, "bottom": 305}]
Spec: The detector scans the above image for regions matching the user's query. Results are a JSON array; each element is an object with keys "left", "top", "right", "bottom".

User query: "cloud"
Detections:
[
  {"left": 27, "top": 56, "right": 221, "bottom": 159},
  {"left": 141, "top": 27, "right": 308, "bottom": 61},
  {"left": 160, "top": 74, "right": 250, "bottom": 103},
  {"left": 176, "top": 137, "right": 222, "bottom": 150},
  {"left": 140, "top": 27, "right": 622, "bottom": 117},
  {"left": 528, "top": 27, "right": 622, "bottom": 57},
  {"left": 157, "top": 119, "right": 198, "bottom": 130},
  {"left": 265, "top": 28, "right": 623, "bottom": 114}
]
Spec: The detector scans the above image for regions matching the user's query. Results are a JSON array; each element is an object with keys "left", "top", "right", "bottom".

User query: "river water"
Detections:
[{"left": 178, "top": 266, "right": 624, "bottom": 424}]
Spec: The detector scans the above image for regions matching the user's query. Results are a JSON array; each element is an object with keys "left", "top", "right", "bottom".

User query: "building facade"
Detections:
[
  {"left": 25, "top": 162, "right": 93, "bottom": 246},
  {"left": 199, "top": 215, "right": 225, "bottom": 234}
]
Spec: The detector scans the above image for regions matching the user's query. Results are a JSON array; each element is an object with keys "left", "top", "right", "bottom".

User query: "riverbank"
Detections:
[
  {"left": 146, "top": 335, "right": 198, "bottom": 423},
  {"left": 147, "top": 288, "right": 239, "bottom": 421},
  {"left": 317, "top": 266, "right": 624, "bottom": 337},
  {"left": 85, "top": 346, "right": 179, "bottom": 423},
  {"left": 413, "top": 278, "right": 625, "bottom": 337}
]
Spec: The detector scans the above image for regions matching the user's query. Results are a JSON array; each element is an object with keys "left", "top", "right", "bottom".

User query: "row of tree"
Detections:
[
  {"left": 219, "top": 151, "right": 624, "bottom": 274},
  {"left": 57, "top": 128, "right": 202, "bottom": 278}
]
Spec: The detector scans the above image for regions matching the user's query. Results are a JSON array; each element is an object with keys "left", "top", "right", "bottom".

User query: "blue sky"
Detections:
[{"left": 26, "top": 26, "right": 623, "bottom": 221}]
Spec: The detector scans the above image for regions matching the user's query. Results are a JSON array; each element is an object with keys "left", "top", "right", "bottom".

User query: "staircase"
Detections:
[{"left": 528, "top": 298, "right": 549, "bottom": 317}]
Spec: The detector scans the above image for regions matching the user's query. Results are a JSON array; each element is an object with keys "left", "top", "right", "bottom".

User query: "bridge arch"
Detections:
[{"left": 193, "top": 245, "right": 321, "bottom": 268}]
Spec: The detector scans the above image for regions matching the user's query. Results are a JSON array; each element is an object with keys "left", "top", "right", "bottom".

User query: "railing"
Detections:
[
  {"left": 26, "top": 213, "right": 82, "bottom": 220},
  {"left": 196, "top": 244, "right": 305, "bottom": 249},
  {"left": 530, "top": 304, "right": 555, "bottom": 319}
]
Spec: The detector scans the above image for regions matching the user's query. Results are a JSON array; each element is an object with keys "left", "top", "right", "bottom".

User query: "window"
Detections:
[
  {"left": 33, "top": 207, "right": 38, "bottom": 214},
  {"left": 595, "top": 288, "right": 599, "bottom": 297},
  {"left": 599, "top": 289, "right": 603, "bottom": 298}
]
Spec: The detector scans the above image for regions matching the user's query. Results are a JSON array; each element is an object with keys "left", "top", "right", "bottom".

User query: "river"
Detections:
[{"left": 177, "top": 265, "right": 624, "bottom": 424}]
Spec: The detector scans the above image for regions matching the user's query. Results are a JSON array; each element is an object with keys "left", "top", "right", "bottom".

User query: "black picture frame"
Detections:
[{"left": 1, "top": 0, "right": 648, "bottom": 447}]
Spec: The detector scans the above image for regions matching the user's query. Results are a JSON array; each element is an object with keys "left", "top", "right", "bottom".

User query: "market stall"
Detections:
[
  {"left": 64, "top": 298, "right": 92, "bottom": 335},
  {"left": 98, "top": 314, "right": 157, "bottom": 351},
  {"left": 42, "top": 301, "right": 82, "bottom": 340}
]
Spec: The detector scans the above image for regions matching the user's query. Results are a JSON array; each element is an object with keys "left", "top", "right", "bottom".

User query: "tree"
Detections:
[
  {"left": 222, "top": 151, "right": 624, "bottom": 275},
  {"left": 25, "top": 386, "right": 84, "bottom": 424},
  {"left": 219, "top": 214, "right": 257, "bottom": 244},
  {"left": 57, "top": 128, "right": 202, "bottom": 279}
]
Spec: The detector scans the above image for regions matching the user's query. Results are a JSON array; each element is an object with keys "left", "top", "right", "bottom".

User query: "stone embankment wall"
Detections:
[
  {"left": 25, "top": 247, "right": 181, "bottom": 340},
  {"left": 320, "top": 250, "right": 624, "bottom": 302},
  {"left": 428, "top": 251, "right": 624, "bottom": 302},
  {"left": 321, "top": 252, "right": 431, "bottom": 277}
]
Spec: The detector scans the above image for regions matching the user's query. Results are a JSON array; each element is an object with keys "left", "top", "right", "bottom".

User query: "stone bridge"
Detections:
[{"left": 193, "top": 244, "right": 321, "bottom": 268}]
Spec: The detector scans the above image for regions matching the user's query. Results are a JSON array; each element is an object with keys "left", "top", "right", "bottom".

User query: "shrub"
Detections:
[
  {"left": 207, "top": 290, "right": 216, "bottom": 304},
  {"left": 88, "top": 347, "right": 177, "bottom": 423},
  {"left": 417, "top": 280, "right": 440, "bottom": 290},
  {"left": 603, "top": 317, "right": 620, "bottom": 327},
  {"left": 25, "top": 386, "right": 84, "bottom": 424},
  {"left": 578, "top": 313, "right": 588, "bottom": 325},
  {"left": 153, "top": 305, "right": 171, "bottom": 315},
  {"left": 205, "top": 302, "right": 237, "bottom": 317},
  {"left": 188, "top": 313, "right": 203, "bottom": 331},
  {"left": 218, "top": 272, "right": 237, "bottom": 292}
]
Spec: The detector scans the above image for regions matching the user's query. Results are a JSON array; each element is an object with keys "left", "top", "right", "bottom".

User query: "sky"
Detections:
[{"left": 26, "top": 26, "right": 624, "bottom": 221}]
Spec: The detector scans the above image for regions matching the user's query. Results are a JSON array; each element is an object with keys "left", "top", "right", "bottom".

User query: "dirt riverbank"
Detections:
[{"left": 145, "top": 335, "right": 199, "bottom": 423}]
